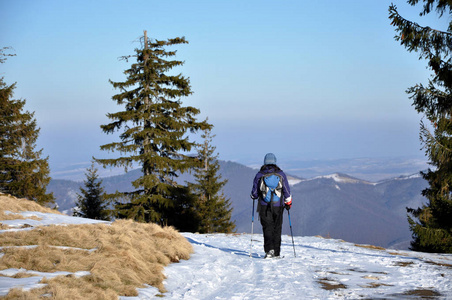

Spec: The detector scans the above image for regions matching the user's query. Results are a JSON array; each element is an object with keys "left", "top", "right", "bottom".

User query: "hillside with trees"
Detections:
[{"left": 0, "top": 47, "right": 54, "bottom": 206}]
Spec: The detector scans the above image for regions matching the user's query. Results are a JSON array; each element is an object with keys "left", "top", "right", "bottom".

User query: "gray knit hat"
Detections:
[{"left": 264, "top": 153, "right": 277, "bottom": 165}]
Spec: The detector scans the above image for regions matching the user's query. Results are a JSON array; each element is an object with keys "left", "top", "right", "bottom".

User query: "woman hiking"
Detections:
[{"left": 251, "top": 153, "right": 292, "bottom": 258}]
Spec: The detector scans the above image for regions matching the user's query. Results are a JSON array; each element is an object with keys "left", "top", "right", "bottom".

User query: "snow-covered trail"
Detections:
[
  {"left": 162, "top": 233, "right": 452, "bottom": 299},
  {"left": 2, "top": 210, "right": 451, "bottom": 299}
]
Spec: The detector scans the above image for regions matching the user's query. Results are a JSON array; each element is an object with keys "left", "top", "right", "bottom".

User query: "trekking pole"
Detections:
[
  {"left": 287, "top": 210, "right": 296, "bottom": 257},
  {"left": 249, "top": 199, "right": 255, "bottom": 257}
]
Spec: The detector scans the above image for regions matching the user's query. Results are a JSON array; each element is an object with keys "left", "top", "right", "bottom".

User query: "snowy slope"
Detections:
[
  {"left": 1, "top": 211, "right": 452, "bottom": 299},
  {"left": 162, "top": 233, "right": 452, "bottom": 299}
]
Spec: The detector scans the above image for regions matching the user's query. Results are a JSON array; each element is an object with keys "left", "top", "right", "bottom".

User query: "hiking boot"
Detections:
[{"left": 264, "top": 249, "right": 275, "bottom": 259}]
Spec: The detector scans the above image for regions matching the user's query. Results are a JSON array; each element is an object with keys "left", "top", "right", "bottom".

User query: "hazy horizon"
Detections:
[
  {"left": 50, "top": 155, "right": 428, "bottom": 184},
  {"left": 1, "top": 0, "right": 446, "bottom": 178}
]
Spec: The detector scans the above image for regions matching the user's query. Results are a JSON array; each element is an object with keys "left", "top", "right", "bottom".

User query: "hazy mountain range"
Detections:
[
  {"left": 48, "top": 160, "right": 428, "bottom": 250},
  {"left": 50, "top": 156, "right": 428, "bottom": 182}
]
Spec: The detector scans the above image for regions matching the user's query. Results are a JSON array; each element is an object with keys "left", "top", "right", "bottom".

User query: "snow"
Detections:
[
  {"left": 0, "top": 276, "right": 47, "bottom": 296},
  {"left": 308, "top": 173, "right": 374, "bottom": 185},
  {"left": 1, "top": 211, "right": 109, "bottom": 230},
  {"left": 394, "top": 173, "right": 423, "bottom": 180},
  {"left": 0, "top": 268, "right": 90, "bottom": 296},
  {"left": 0, "top": 268, "right": 90, "bottom": 278},
  {"left": 288, "top": 178, "right": 302, "bottom": 186},
  {"left": 2, "top": 210, "right": 452, "bottom": 299},
  {"left": 161, "top": 233, "right": 452, "bottom": 299}
]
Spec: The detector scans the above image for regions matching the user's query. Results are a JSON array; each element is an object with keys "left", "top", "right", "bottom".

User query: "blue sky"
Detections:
[{"left": 1, "top": 0, "right": 449, "bottom": 175}]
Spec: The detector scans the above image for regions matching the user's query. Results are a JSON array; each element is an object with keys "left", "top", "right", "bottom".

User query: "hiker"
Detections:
[{"left": 251, "top": 153, "right": 292, "bottom": 258}]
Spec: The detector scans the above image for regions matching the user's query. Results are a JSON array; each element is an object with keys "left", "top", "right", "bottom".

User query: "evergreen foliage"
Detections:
[
  {"left": 189, "top": 130, "right": 236, "bottom": 233},
  {"left": 0, "top": 47, "right": 16, "bottom": 64},
  {"left": 389, "top": 1, "right": 452, "bottom": 253},
  {"left": 73, "top": 162, "right": 109, "bottom": 220},
  {"left": 96, "top": 32, "right": 211, "bottom": 229},
  {"left": 0, "top": 49, "right": 54, "bottom": 206}
]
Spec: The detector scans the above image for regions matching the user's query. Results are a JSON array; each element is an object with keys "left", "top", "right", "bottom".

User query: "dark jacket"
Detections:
[{"left": 251, "top": 164, "right": 291, "bottom": 207}]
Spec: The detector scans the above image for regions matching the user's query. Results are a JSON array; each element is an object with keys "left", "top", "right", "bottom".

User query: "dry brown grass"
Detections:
[
  {"left": 0, "top": 210, "right": 42, "bottom": 221},
  {"left": 354, "top": 244, "right": 385, "bottom": 251},
  {"left": 359, "top": 282, "right": 394, "bottom": 288},
  {"left": 3, "top": 276, "right": 119, "bottom": 300},
  {"left": 0, "top": 194, "right": 62, "bottom": 215},
  {"left": 0, "top": 195, "right": 193, "bottom": 299}
]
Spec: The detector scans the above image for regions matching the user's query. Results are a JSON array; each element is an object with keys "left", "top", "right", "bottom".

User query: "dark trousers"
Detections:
[{"left": 259, "top": 204, "right": 284, "bottom": 256}]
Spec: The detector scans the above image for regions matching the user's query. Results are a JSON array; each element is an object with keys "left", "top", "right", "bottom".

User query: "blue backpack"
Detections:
[{"left": 259, "top": 173, "right": 283, "bottom": 203}]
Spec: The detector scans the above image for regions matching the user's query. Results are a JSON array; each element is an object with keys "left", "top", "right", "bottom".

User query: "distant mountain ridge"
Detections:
[
  {"left": 288, "top": 172, "right": 426, "bottom": 249},
  {"left": 47, "top": 161, "right": 427, "bottom": 250}
]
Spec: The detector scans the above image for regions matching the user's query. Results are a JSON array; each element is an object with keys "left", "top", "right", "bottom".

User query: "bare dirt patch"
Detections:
[
  {"left": 389, "top": 288, "right": 442, "bottom": 298},
  {"left": 317, "top": 277, "right": 347, "bottom": 290},
  {"left": 404, "top": 289, "right": 441, "bottom": 297},
  {"left": 348, "top": 268, "right": 387, "bottom": 275},
  {"left": 424, "top": 260, "right": 452, "bottom": 268},
  {"left": 394, "top": 261, "right": 415, "bottom": 267}
]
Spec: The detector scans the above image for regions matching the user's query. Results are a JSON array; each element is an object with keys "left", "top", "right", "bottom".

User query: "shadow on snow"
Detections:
[
  {"left": 185, "top": 237, "right": 263, "bottom": 259},
  {"left": 186, "top": 235, "right": 430, "bottom": 264}
]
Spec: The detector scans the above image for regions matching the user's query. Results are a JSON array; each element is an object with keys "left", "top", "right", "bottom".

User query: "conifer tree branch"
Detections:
[{"left": 390, "top": 1, "right": 452, "bottom": 253}]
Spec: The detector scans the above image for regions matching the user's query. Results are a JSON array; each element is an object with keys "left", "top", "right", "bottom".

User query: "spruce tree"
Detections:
[
  {"left": 96, "top": 31, "right": 211, "bottom": 227},
  {"left": 189, "top": 129, "right": 235, "bottom": 233},
  {"left": 389, "top": 1, "right": 452, "bottom": 253},
  {"left": 73, "top": 162, "right": 109, "bottom": 220},
  {"left": 0, "top": 50, "right": 54, "bottom": 205}
]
